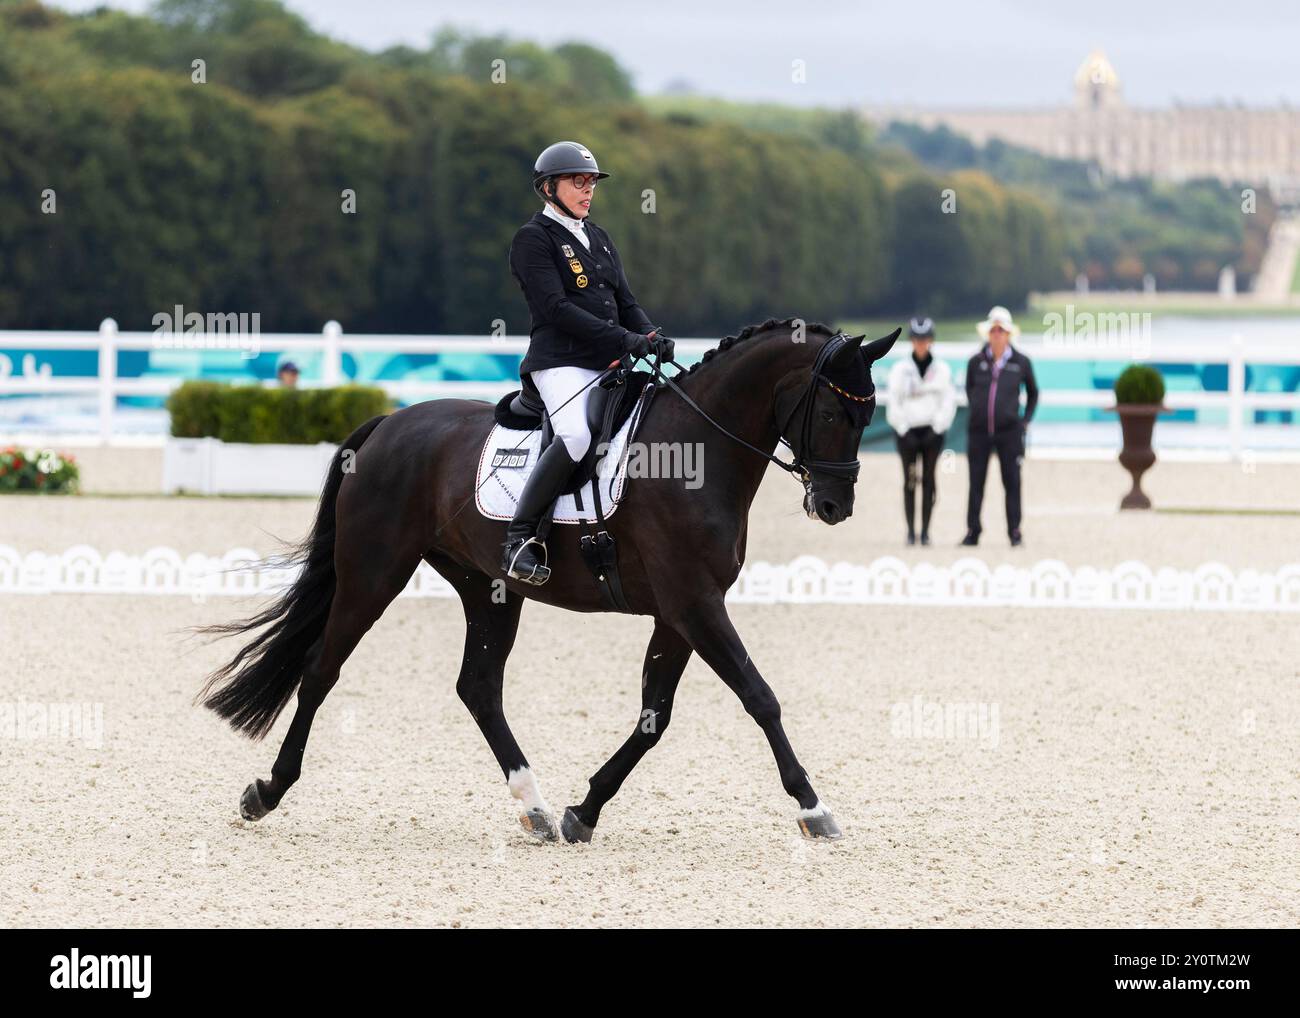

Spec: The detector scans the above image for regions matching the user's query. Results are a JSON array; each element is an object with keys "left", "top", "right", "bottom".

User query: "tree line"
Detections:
[
  {"left": 1, "top": 0, "right": 1066, "bottom": 334},
  {"left": 879, "top": 121, "right": 1274, "bottom": 293}
]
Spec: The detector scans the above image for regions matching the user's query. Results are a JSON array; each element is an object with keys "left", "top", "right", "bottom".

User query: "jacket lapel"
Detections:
[
  {"left": 536, "top": 213, "right": 614, "bottom": 283},
  {"left": 583, "top": 222, "right": 618, "bottom": 283}
]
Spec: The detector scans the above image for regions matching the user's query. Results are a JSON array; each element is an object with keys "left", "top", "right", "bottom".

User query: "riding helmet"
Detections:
[
  {"left": 908, "top": 316, "right": 935, "bottom": 339},
  {"left": 532, "top": 141, "right": 609, "bottom": 203}
]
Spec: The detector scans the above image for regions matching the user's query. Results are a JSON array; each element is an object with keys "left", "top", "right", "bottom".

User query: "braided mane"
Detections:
[{"left": 684, "top": 317, "right": 838, "bottom": 375}]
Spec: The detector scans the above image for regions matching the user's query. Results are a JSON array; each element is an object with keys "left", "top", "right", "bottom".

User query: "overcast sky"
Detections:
[{"left": 52, "top": 0, "right": 1300, "bottom": 109}]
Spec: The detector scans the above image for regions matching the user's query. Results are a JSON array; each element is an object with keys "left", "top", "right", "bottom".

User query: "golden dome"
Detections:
[{"left": 1074, "top": 50, "right": 1120, "bottom": 89}]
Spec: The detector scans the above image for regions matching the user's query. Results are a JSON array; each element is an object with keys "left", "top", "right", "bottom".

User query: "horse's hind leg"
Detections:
[
  {"left": 241, "top": 543, "right": 418, "bottom": 821},
  {"left": 427, "top": 554, "right": 558, "bottom": 842},
  {"left": 560, "top": 620, "right": 692, "bottom": 843}
]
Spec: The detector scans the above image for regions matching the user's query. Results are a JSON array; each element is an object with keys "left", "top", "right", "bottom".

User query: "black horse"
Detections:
[{"left": 199, "top": 318, "right": 899, "bottom": 843}]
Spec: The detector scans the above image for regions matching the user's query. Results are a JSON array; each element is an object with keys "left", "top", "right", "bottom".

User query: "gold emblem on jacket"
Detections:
[
  {"left": 568, "top": 259, "right": 584, "bottom": 274},
  {"left": 576, "top": 274, "right": 588, "bottom": 288}
]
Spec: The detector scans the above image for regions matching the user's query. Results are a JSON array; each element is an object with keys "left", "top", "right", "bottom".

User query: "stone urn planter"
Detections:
[
  {"left": 1109, "top": 364, "right": 1167, "bottom": 511},
  {"left": 1114, "top": 405, "right": 1165, "bottom": 509}
]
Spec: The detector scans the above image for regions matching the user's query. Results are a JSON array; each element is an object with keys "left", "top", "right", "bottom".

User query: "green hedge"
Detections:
[
  {"left": 167, "top": 382, "right": 391, "bottom": 443},
  {"left": 1114, "top": 364, "right": 1166, "bottom": 405}
]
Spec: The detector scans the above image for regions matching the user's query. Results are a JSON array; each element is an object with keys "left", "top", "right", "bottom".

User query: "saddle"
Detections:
[
  {"left": 491, "top": 368, "right": 658, "bottom": 613},
  {"left": 493, "top": 369, "right": 656, "bottom": 496}
]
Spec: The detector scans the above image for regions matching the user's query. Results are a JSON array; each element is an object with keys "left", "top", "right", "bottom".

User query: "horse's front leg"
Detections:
[
  {"left": 665, "top": 596, "right": 842, "bottom": 840},
  {"left": 560, "top": 619, "right": 692, "bottom": 843}
]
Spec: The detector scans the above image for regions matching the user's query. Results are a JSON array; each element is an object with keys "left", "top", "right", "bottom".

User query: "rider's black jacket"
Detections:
[{"left": 509, "top": 211, "right": 654, "bottom": 375}]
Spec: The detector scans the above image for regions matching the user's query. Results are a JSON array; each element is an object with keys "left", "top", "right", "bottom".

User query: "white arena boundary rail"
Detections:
[
  {"left": 2, "top": 320, "right": 1298, "bottom": 458},
  {"left": 2, "top": 546, "right": 1298, "bottom": 613}
]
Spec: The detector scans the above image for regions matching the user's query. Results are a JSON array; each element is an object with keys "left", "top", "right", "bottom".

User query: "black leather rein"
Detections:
[{"left": 649, "top": 330, "right": 872, "bottom": 485}]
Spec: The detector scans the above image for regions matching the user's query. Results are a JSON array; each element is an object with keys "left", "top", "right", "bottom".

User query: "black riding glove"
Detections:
[
  {"left": 652, "top": 333, "right": 675, "bottom": 362},
  {"left": 622, "top": 331, "right": 655, "bottom": 360}
]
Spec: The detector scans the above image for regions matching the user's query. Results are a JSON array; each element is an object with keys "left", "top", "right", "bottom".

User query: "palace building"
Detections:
[{"left": 866, "top": 52, "right": 1300, "bottom": 202}]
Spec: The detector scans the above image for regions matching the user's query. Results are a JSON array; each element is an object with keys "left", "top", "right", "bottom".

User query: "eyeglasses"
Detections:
[{"left": 566, "top": 174, "right": 600, "bottom": 190}]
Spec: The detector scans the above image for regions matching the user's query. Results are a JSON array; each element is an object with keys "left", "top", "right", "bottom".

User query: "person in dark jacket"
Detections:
[
  {"left": 963, "top": 306, "right": 1038, "bottom": 547},
  {"left": 502, "top": 140, "right": 668, "bottom": 584}
]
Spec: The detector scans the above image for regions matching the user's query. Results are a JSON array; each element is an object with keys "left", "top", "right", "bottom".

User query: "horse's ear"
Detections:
[
  {"left": 862, "top": 327, "right": 902, "bottom": 363},
  {"left": 829, "top": 332, "right": 865, "bottom": 364}
]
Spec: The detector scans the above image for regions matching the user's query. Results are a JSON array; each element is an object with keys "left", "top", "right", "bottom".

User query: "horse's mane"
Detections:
[{"left": 684, "top": 317, "right": 838, "bottom": 375}]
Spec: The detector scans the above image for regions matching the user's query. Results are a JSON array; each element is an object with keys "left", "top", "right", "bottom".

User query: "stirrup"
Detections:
[{"left": 504, "top": 536, "right": 550, "bottom": 585}]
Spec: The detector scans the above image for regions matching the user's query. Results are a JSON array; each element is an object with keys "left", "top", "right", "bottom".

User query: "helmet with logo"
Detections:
[
  {"left": 908, "top": 316, "right": 935, "bottom": 339},
  {"left": 532, "top": 141, "right": 608, "bottom": 217}
]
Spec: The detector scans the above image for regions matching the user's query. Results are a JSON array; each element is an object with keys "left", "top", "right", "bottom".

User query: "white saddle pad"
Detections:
[{"left": 475, "top": 383, "right": 654, "bottom": 524}]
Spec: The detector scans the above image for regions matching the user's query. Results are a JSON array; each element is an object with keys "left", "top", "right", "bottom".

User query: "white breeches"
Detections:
[{"left": 530, "top": 365, "right": 602, "bottom": 461}]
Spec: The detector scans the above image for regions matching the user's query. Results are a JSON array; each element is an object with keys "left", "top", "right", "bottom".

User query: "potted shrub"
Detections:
[{"left": 1110, "top": 364, "right": 1166, "bottom": 510}]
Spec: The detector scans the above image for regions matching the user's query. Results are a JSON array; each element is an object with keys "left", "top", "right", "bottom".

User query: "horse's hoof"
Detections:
[
  {"left": 797, "top": 809, "right": 842, "bottom": 840},
  {"left": 239, "top": 780, "right": 270, "bottom": 822},
  {"left": 561, "top": 807, "right": 594, "bottom": 844},
  {"left": 520, "top": 808, "right": 559, "bottom": 842}
]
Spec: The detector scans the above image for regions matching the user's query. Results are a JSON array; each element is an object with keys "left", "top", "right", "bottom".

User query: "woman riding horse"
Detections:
[
  {"left": 502, "top": 140, "right": 670, "bottom": 585},
  {"left": 200, "top": 140, "right": 902, "bottom": 843},
  {"left": 201, "top": 316, "right": 898, "bottom": 844}
]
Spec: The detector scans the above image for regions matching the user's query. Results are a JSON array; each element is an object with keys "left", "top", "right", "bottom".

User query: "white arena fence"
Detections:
[
  {"left": 2, "top": 545, "right": 1298, "bottom": 613},
  {"left": 2, "top": 320, "right": 1298, "bottom": 458}
]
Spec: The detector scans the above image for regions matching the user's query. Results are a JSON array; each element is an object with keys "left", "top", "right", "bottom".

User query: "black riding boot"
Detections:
[
  {"left": 501, "top": 437, "right": 577, "bottom": 585},
  {"left": 903, "top": 463, "right": 917, "bottom": 544}
]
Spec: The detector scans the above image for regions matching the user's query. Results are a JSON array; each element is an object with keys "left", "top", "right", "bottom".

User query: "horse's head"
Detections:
[{"left": 774, "top": 327, "right": 900, "bottom": 524}]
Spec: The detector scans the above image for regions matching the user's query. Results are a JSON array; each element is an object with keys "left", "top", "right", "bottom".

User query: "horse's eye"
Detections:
[{"left": 820, "top": 410, "right": 836, "bottom": 424}]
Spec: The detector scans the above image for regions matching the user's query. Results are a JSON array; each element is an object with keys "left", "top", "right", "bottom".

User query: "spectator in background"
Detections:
[
  {"left": 277, "top": 361, "right": 300, "bottom": 388},
  {"left": 886, "top": 316, "right": 956, "bottom": 546},
  {"left": 963, "top": 306, "right": 1038, "bottom": 547}
]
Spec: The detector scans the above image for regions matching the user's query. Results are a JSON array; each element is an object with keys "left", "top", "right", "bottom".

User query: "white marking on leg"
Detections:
[
  {"left": 507, "top": 767, "right": 554, "bottom": 815},
  {"left": 796, "top": 800, "right": 831, "bottom": 819}
]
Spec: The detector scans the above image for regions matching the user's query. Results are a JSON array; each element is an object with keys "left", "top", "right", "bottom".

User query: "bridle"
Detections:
[
  {"left": 651, "top": 330, "right": 874, "bottom": 490},
  {"left": 775, "top": 330, "right": 874, "bottom": 484}
]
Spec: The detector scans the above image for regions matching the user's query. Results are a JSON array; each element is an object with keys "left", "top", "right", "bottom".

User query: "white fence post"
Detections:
[
  {"left": 322, "top": 320, "right": 342, "bottom": 387},
  {"left": 97, "top": 318, "right": 118, "bottom": 445},
  {"left": 1228, "top": 332, "right": 1245, "bottom": 461}
]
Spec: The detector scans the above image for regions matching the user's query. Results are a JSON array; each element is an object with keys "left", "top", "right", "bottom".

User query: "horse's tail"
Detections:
[{"left": 195, "top": 415, "right": 387, "bottom": 740}]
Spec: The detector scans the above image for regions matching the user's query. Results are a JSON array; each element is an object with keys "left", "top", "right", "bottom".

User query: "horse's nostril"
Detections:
[{"left": 820, "top": 500, "right": 838, "bottom": 520}]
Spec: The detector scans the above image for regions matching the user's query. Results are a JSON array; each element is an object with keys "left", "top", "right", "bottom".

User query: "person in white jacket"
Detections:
[{"left": 886, "top": 317, "right": 957, "bottom": 545}]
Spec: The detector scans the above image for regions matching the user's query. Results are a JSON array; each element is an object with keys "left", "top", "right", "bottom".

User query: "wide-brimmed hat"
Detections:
[{"left": 976, "top": 306, "right": 1020, "bottom": 340}]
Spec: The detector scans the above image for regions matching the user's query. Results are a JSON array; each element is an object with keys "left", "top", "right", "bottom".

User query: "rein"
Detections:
[
  {"left": 437, "top": 330, "right": 871, "bottom": 538},
  {"left": 650, "top": 330, "right": 872, "bottom": 485}
]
